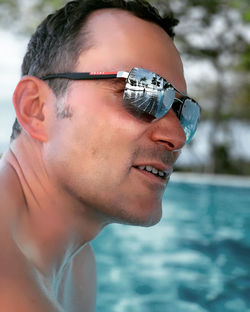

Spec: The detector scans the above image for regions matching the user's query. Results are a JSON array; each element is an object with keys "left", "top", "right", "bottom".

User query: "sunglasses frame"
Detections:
[{"left": 41, "top": 67, "right": 201, "bottom": 143}]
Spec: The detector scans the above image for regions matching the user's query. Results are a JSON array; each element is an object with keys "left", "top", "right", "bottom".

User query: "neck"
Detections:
[{"left": 2, "top": 137, "right": 106, "bottom": 281}]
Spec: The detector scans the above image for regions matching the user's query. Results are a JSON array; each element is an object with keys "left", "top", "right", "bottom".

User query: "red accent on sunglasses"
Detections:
[{"left": 89, "top": 71, "right": 118, "bottom": 76}]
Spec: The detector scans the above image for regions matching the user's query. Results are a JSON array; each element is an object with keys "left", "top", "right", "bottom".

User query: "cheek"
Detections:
[
  {"left": 70, "top": 91, "right": 146, "bottom": 169},
  {"left": 72, "top": 116, "right": 131, "bottom": 179},
  {"left": 46, "top": 87, "right": 149, "bottom": 188}
]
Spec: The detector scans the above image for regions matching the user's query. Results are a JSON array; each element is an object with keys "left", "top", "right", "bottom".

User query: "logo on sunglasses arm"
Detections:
[{"left": 90, "top": 71, "right": 117, "bottom": 75}]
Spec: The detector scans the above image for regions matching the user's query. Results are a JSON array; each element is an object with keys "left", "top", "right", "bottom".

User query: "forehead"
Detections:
[{"left": 78, "top": 9, "right": 186, "bottom": 92}]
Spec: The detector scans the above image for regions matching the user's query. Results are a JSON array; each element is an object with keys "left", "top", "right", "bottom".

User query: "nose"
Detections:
[{"left": 149, "top": 109, "right": 186, "bottom": 151}]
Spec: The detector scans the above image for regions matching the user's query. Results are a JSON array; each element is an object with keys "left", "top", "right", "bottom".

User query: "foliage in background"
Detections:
[
  {"left": 156, "top": 0, "right": 250, "bottom": 174},
  {"left": 0, "top": 0, "right": 67, "bottom": 34},
  {"left": 0, "top": 0, "right": 249, "bottom": 174}
]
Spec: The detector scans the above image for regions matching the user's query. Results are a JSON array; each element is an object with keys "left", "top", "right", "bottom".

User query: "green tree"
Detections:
[
  {"left": 151, "top": 0, "right": 250, "bottom": 173},
  {"left": 0, "top": 0, "right": 67, "bottom": 33}
]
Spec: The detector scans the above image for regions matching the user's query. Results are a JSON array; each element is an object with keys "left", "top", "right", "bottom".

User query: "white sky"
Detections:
[
  {"left": 0, "top": 31, "right": 28, "bottom": 150},
  {"left": 0, "top": 31, "right": 28, "bottom": 100}
]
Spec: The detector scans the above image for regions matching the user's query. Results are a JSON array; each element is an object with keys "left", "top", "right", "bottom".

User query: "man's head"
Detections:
[
  {"left": 11, "top": 0, "right": 178, "bottom": 140},
  {"left": 11, "top": 0, "right": 196, "bottom": 227}
]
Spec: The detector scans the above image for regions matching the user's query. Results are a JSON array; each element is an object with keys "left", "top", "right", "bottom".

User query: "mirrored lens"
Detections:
[
  {"left": 155, "top": 87, "right": 175, "bottom": 118},
  {"left": 123, "top": 68, "right": 164, "bottom": 117},
  {"left": 123, "top": 68, "right": 200, "bottom": 144},
  {"left": 180, "top": 99, "right": 200, "bottom": 143}
]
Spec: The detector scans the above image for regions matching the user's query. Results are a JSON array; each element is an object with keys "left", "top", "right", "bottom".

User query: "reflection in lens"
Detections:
[
  {"left": 155, "top": 87, "right": 175, "bottom": 118},
  {"left": 123, "top": 68, "right": 165, "bottom": 117},
  {"left": 123, "top": 87, "right": 159, "bottom": 116},
  {"left": 129, "top": 68, "right": 164, "bottom": 90},
  {"left": 180, "top": 99, "right": 200, "bottom": 143},
  {"left": 123, "top": 68, "right": 201, "bottom": 144}
]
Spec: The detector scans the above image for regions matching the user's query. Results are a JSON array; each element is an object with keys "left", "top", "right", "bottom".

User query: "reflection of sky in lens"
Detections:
[
  {"left": 128, "top": 68, "right": 164, "bottom": 90},
  {"left": 180, "top": 100, "right": 200, "bottom": 143}
]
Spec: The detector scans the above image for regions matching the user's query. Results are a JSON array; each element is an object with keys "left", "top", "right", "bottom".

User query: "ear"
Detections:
[{"left": 13, "top": 76, "right": 51, "bottom": 142}]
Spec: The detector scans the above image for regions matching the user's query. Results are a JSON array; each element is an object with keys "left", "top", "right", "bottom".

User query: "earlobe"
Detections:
[{"left": 13, "top": 76, "right": 50, "bottom": 142}]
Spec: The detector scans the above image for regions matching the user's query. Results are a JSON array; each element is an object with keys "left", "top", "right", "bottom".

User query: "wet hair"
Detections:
[{"left": 11, "top": 0, "right": 178, "bottom": 140}]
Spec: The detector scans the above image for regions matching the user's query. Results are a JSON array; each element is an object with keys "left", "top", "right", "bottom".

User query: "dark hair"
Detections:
[{"left": 11, "top": 0, "right": 178, "bottom": 140}]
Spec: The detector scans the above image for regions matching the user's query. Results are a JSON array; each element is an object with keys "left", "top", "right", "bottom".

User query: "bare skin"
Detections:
[{"left": 0, "top": 9, "right": 186, "bottom": 312}]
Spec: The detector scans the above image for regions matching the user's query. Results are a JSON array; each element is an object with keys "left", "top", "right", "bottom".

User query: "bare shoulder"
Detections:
[
  {"left": 0, "top": 164, "right": 62, "bottom": 311},
  {"left": 0, "top": 281, "right": 64, "bottom": 312},
  {"left": 0, "top": 239, "right": 64, "bottom": 312}
]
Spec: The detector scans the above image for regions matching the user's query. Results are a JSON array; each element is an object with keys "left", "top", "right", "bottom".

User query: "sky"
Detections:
[{"left": 0, "top": 30, "right": 28, "bottom": 151}]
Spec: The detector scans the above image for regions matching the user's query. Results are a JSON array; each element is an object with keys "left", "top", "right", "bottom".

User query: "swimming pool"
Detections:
[{"left": 92, "top": 174, "right": 250, "bottom": 312}]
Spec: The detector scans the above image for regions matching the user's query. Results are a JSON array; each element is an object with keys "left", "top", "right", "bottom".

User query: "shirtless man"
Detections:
[{"left": 0, "top": 0, "right": 200, "bottom": 311}]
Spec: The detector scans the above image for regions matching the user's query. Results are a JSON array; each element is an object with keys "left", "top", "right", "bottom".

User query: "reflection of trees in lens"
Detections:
[
  {"left": 130, "top": 80, "right": 136, "bottom": 87},
  {"left": 130, "top": 68, "right": 164, "bottom": 92},
  {"left": 152, "top": 75, "right": 162, "bottom": 88},
  {"left": 152, "top": 76, "right": 157, "bottom": 86},
  {"left": 140, "top": 77, "right": 147, "bottom": 83}
]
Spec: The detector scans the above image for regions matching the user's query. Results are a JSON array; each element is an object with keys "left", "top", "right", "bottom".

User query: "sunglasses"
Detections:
[{"left": 42, "top": 67, "right": 201, "bottom": 143}]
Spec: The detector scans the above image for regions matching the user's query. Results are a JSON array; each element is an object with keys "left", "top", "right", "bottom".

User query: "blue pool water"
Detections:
[{"left": 92, "top": 177, "right": 250, "bottom": 312}]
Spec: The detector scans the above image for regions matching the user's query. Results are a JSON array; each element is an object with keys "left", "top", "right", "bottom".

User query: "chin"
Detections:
[
  {"left": 112, "top": 201, "right": 163, "bottom": 228},
  {"left": 138, "top": 209, "right": 162, "bottom": 227}
]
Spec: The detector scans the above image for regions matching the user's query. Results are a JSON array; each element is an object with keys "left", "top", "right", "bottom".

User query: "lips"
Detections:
[{"left": 134, "top": 164, "right": 173, "bottom": 180}]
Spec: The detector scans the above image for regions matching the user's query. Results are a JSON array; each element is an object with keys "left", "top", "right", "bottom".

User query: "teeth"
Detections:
[
  {"left": 152, "top": 168, "right": 158, "bottom": 174},
  {"left": 137, "top": 165, "right": 166, "bottom": 178},
  {"left": 146, "top": 165, "right": 153, "bottom": 172}
]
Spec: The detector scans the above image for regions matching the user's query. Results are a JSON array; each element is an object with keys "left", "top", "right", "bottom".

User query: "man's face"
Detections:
[{"left": 45, "top": 9, "right": 186, "bottom": 227}]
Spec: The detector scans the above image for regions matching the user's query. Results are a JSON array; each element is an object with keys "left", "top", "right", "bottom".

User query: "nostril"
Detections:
[{"left": 159, "top": 140, "right": 175, "bottom": 149}]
